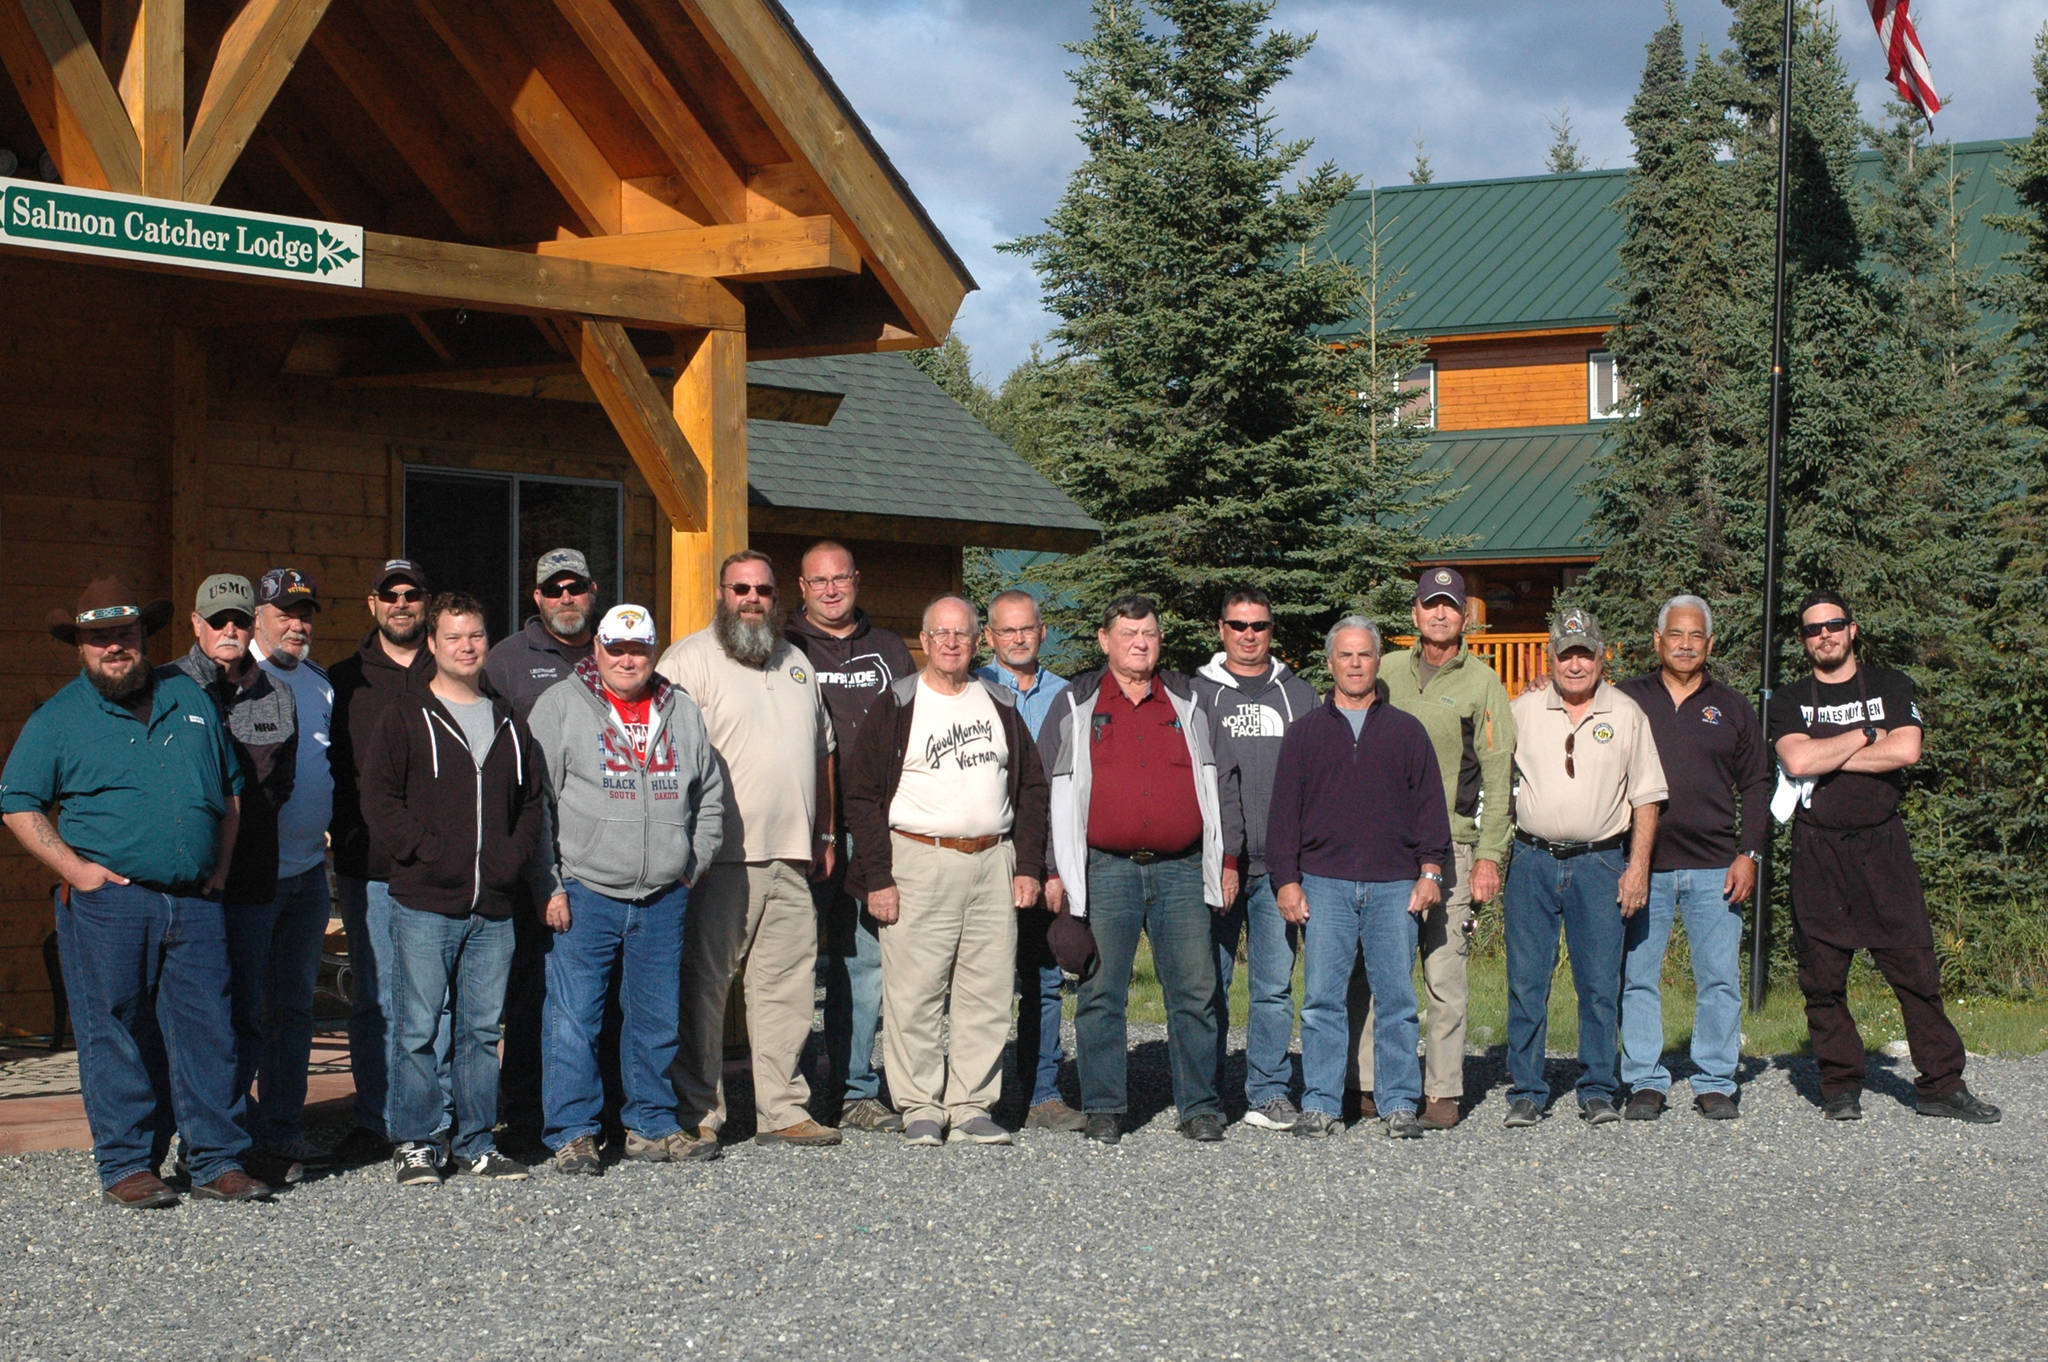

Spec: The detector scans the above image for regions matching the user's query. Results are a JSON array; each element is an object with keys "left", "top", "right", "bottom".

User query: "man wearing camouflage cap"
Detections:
[{"left": 1501, "top": 607, "right": 1666, "bottom": 1129}]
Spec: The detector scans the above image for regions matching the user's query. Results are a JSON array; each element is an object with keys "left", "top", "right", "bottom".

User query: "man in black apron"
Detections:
[{"left": 1768, "top": 591, "right": 1998, "bottom": 1123}]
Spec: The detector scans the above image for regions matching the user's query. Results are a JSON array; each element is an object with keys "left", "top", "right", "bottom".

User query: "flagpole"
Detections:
[{"left": 1750, "top": 0, "right": 1797, "bottom": 1015}]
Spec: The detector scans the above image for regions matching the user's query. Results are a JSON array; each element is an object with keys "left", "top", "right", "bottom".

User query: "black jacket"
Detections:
[
  {"left": 843, "top": 673, "right": 1050, "bottom": 898},
  {"left": 328, "top": 631, "right": 433, "bottom": 879},
  {"left": 360, "top": 688, "right": 545, "bottom": 918}
]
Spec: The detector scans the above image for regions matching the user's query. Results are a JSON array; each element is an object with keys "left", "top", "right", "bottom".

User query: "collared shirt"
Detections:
[
  {"left": 0, "top": 671, "right": 243, "bottom": 887},
  {"left": 973, "top": 660, "right": 1070, "bottom": 742},
  {"left": 253, "top": 642, "right": 335, "bottom": 877},
  {"left": 1085, "top": 674, "right": 1203, "bottom": 856},
  {"left": 1616, "top": 670, "right": 1769, "bottom": 871},
  {"left": 1266, "top": 696, "right": 1453, "bottom": 887},
  {"left": 1510, "top": 679, "right": 1667, "bottom": 844}
]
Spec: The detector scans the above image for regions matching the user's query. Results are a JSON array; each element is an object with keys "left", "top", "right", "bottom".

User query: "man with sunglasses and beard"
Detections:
[
  {"left": 658, "top": 551, "right": 842, "bottom": 1147},
  {"left": 326, "top": 559, "right": 437, "bottom": 1164},
  {"left": 1501, "top": 607, "right": 1665, "bottom": 1129},
  {"left": 1768, "top": 591, "right": 1998, "bottom": 1125}
]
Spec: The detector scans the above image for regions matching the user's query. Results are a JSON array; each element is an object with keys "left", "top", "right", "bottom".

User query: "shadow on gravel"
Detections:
[{"left": 1771, "top": 1051, "right": 1920, "bottom": 1110}]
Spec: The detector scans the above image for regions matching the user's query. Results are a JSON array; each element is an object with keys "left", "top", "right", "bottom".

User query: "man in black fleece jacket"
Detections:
[{"left": 362, "top": 593, "right": 546, "bottom": 1186}]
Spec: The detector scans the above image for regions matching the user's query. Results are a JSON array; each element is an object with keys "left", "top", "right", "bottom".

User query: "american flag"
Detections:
[{"left": 1867, "top": 0, "right": 1941, "bottom": 119}]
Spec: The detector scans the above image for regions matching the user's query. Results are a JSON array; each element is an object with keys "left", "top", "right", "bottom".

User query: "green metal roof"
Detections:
[
  {"left": 745, "top": 353, "right": 1098, "bottom": 549},
  {"left": 1419, "top": 425, "right": 1614, "bottom": 560},
  {"left": 1318, "top": 139, "right": 2027, "bottom": 340}
]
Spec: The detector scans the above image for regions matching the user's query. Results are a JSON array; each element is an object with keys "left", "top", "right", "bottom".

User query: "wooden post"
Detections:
[
  {"left": 668, "top": 328, "right": 748, "bottom": 641},
  {"left": 168, "top": 327, "right": 206, "bottom": 656}
]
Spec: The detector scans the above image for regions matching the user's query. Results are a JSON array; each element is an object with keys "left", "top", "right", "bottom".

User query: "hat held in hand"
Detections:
[{"left": 1047, "top": 911, "right": 1099, "bottom": 982}]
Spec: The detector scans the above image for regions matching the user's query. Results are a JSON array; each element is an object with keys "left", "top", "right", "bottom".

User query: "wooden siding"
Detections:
[{"left": 1432, "top": 332, "right": 1607, "bottom": 432}]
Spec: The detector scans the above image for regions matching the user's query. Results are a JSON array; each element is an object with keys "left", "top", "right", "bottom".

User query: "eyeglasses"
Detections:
[
  {"left": 203, "top": 612, "right": 253, "bottom": 632},
  {"left": 539, "top": 578, "right": 594, "bottom": 599},
  {"left": 989, "top": 626, "right": 1040, "bottom": 640},
  {"left": 724, "top": 582, "right": 775, "bottom": 598},
  {"left": 923, "top": 628, "right": 974, "bottom": 643},
  {"left": 1799, "top": 617, "right": 1851, "bottom": 639},
  {"left": 377, "top": 587, "right": 425, "bottom": 604},
  {"left": 1221, "top": 619, "right": 1274, "bottom": 634},
  {"left": 1565, "top": 731, "right": 1576, "bottom": 780},
  {"left": 802, "top": 572, "right": 856, "bottom": 590}
]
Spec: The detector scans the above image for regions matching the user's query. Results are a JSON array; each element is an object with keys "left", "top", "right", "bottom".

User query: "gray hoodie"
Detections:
[
  {"left": 526, "top": 656, "right": 725, "bottom": 901},
  {"left": 1191, "top": 653, "right": 1318, "bottom": 878}
]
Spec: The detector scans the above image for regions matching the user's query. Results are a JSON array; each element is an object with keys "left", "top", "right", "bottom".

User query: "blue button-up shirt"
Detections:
[
  {"left": 974, "top": 661, "right": 1070, "bottom": 742},
  {"left": 0, "top": 670, "right": 242, "bottom": 887}
]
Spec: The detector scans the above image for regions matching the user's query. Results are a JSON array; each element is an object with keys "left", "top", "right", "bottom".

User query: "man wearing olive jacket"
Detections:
[{"left": 527, "top": 605, "right": 726, "bottom": 1174}]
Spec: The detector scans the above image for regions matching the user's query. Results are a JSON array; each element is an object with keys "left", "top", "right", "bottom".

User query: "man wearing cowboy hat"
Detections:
[{"left": 1, "top": 578, "right": 271, "bottom": 1206}]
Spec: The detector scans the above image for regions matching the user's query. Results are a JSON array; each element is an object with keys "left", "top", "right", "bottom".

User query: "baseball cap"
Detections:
[
  {"left": 536, "top": 548, "right": 590, "bottom": 585},
  {"left": 1047, "top": 912, "right": 1099, "bottom": 981},
  {"left": 372, "top": 559, "right": 427, "bottom": 592},
  {"left": 595, "top": 604, "right": 658, "bottom": 648},
  {"left": 1549, "top": 606, "right": 1604, "bottom": 655},
  {"left": 255, "top": 567, "right": 320, "bottom": 611},
  {"left": 1415, "top": 567, "right": 1467, "bottom": 608},
  {"left": 194, "top": 573, "right": 255, "bottom": 619}
]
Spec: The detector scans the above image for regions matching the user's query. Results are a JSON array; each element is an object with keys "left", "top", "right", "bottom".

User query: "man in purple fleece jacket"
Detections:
[{"left": 1267, "top": 616, "right": 1452, "bottom": 1140}]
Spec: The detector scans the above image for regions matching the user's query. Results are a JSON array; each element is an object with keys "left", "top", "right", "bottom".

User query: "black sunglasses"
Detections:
[
  {"left": 1221, "top": 619, "right": 1273, "bottom": 634},
  {"left": 203, "top": 612, "right": 253, "bottom": 631},
  {"left": 725, "top": 582, "right": 775, "bottom": 598},
  {"left": 377, "top": 587, "right": 425, "bottom": 604},
  {"left": 1799, "top": 617, "right": 1850, "bottom": 639},
  {"left": 1565, "top": 731, "right": 1576, "bottom": 779},
  {"left": 539, "top": 578, "right": 594, "bottom": 599}
]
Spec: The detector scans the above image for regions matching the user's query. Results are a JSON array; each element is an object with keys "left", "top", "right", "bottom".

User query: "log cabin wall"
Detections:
[{"left": 1432, "top": 333, "right": 1604, "bottom": 432}]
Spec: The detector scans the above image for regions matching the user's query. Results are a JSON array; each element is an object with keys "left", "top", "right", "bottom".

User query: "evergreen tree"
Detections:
[
  {"left": 1408, "top": 137, "right": 1434, "bottom": 184},
  {"left": 1545, "top": 103, "right": 1590, "bottom": 174},
  {"left": 1001, "top": 0, "right": 1443, "bottom": 669}
]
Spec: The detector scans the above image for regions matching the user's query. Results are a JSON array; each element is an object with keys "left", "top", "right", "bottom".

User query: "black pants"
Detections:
[{"left": 1795, "top": 935, "right": 1965, "bottom": 1100}]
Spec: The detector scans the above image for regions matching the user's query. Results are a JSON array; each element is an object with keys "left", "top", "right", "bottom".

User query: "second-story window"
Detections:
[
  {"left": 1588, "top": 350, "right": 1633, "bottom": 420},
  {"left": 1395, "top": 361, "right": 1435, "bottom": 428}
]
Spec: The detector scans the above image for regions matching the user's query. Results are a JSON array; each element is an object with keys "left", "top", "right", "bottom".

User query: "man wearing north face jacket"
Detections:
[
  {"left": 1190, "top": 588, "right": 1317, "bottom": 1132},
  {"left": 527, "top": 605, "right": 725, "bottom": 1174}
]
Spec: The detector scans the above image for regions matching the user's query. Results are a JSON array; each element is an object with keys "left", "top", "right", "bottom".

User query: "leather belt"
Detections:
[
  {"left": 892, "top": 829, "right": 1008, "bottom": 855},
  {"left": 1107, "top": 845, "right": 1197, "bottom": 866},
  {"left": 1515, "top": 831, "right": 1626, "bottom": 859}
]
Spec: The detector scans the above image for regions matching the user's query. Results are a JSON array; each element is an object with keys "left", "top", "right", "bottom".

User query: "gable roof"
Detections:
[
  {"left": 1318, "top": 139, "right": 2027, "bottom": 340},
  {"left": 1418, "top": 425, "right": 1611, "bottom": 560},
  {"left": 745, "top": 353, "right": 1099, "bottom": 552}
]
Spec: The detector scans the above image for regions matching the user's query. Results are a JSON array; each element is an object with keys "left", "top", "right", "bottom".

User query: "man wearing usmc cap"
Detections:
[
  {"left": 1, "top": 578, "right": 271, "bottom": 1206},
  {"left": 1501, "top": 606, "right": 1666, "bottom": 1129},
  {"left": 527, "top": 604, "right": 725, "bottom": 1174}
]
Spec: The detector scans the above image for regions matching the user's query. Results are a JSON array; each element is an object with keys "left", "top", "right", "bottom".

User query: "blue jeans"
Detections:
[
  {"left": 1015, "top": 908, "right": 1067, "bottom": 1107},
  {"left": 1211, "top": 873, "right": 1300, "bottom": 1107},
  {"left": 819, "top": 836, "right": 884, "bottom": 1104},
  {"left": 58, "top": 883, "right": 247, "bottom": 1188},
  {"left": 1504, "top": 844, "right": 1626, "bottom": 1107},
  {"left": 388, "top": 906, "right": 515, "bottom": 1160},
  {"left": 1300, "top": 876, "right": 1419, "bottom": 1118},
  {"left": 337, "top": 875, "right": 450, "bottom": 1136},
  {"left": 1074, "top": 851, "right": 1221, "bottom": 1119},
  {"left": 226, "top": 865, "right": 333, "bottom": 1147},
  {"left": 543, "top": 879, "right": 687, "bottom": 1147},
  {"left": 1622, "top": 867, "right": 1743, "bottom": 1097}
]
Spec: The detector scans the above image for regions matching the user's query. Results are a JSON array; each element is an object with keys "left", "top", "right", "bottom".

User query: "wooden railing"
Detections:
[{"left": 1393, "top": 632, "right": 1552, "bottom": 698}]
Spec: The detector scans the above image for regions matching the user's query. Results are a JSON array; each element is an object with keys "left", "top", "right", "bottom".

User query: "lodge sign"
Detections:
[{"left": 0, "top": 178, "right": 364, "bottom": 287}]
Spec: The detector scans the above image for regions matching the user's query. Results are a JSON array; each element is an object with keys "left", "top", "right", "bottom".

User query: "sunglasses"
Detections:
[
  {"left": 1565, "top": 731, "right": 1576, "bottom": 780},
  {"left": 203, "top": 612, "right": 253, "bottom": 631},
  {"left": 539, "top": 578, "right": 594, "bottom": 599},
  {"left": 1799, "top": 617, "right": 1851, "bottom": 639},
  {"left": 724, "top": 582, "right": 775, "bottom": 598},
  {"left": 377, "top": 587, "right": 426, "bottom": 604},
  {"left": 1221, "top": 619, "right": 1274, "bottom": 634}
]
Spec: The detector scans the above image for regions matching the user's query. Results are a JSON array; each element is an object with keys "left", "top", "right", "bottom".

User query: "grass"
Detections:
[{"left": 1111, "top": 941, "right": 2048, "bottom": 1058}]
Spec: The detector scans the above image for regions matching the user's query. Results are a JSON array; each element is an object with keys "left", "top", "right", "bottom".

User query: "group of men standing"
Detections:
[{"left": 0, "top": 547, "right": 2001, "bottom": 1205}]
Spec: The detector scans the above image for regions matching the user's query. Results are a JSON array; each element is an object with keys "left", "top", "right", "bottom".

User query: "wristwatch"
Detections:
[
  {"left": 1743, "top": 850, "right": 1763, "bottom": 866},
  {"left": 1861, "top": 725, "right": 1879, "bottom": 746},
  {"left": 1420, "top": 870, "right": 1445, "bottom": 885}
]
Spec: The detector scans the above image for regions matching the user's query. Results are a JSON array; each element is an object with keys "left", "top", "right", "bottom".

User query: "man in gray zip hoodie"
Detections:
[
  {"left": 527, "top": 606, "right": 725, "bottom": 1174},
  {"left": 1190, "top": 588, "right": 1317, "bottom": 1132}
]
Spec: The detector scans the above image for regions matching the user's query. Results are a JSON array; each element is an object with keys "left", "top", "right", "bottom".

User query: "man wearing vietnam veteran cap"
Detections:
[
  {"left": 1500, "top": 606, "right": 1666, "bottom": 1129},
  {"left": 1349, "top": 567, "right": 1516, "bottom": 1129},
  {"left": 527, "top": 604, "right": 725, "bottom": 1173},
  {"left": 1, "top": 577, "right": 272, "bottom": 1205},
  {"left": 168, "top": 575, "right": 304, "bottom": 1188}
]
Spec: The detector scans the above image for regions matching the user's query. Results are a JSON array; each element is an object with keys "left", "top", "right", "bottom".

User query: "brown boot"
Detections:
[
  {"left": 1418, "top": 1096, "right": 1460, "bottom": 1129},
  {"left": 753, "top": 1118, "right": 843, "bottom": 1147}
]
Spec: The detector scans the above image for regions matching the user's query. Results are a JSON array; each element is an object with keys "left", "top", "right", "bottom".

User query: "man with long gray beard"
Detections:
[{"left": 658, "top": 551, "right": 841, "bottom": 1147}]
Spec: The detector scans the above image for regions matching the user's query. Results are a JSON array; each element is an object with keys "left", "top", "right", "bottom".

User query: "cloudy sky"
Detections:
[{"left": 777, "top": 0, "right": 2044, "bottom": 384}]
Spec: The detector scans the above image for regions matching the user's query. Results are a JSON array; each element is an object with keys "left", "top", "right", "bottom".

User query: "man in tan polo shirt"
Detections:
[
  {"left": 657, "top": 550, "right": 841, "bottom": 1148},
  {"left": 1501, "top": 607, "right": 1665, "bottom": 1129}
]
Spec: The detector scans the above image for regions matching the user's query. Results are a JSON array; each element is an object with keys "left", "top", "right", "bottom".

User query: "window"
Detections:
[
  {"left": 1588, "top": 350, "right": 1633, "bottom": 420},
  {"left": 403, "top": 467, "right": 624, "bottom": 643},
  {"left": 1395, "top": 361, "right": 1435, "bottom": 428}
]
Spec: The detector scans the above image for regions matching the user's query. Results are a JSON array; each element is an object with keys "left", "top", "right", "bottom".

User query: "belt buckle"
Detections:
[{"left": 1127, "top": 850, "right": 1158, "bottom": 865}]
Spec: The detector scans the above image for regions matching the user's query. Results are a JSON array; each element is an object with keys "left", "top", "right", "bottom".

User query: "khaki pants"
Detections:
[
  {"left": 672, "top": 860, "right": 817, "bottom": 1133},
  {"left": 1350, "top": 843, "right": 1474, "bottom": 1100},
  {"left": 877, "top": 834, "right": 1018, "bottom": 1128}
]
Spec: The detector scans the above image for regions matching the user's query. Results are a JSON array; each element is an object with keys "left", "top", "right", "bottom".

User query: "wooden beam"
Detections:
[
  {"left": 748, "top": 322, "right": 924, "bottom": 363},
  {"left": 548, "top": 0, "right": 744, "bottom": 223},
  {"left": 413, "top": 0, "right": 620, "bottom": 236},
  {"left": 359, "top": 233, "right": 745, "bottom": 329},
  {"left": 126, "top": 0, "right": 183, "bottom": 199},
  {"left": 574, "top": 319, "right": 708, "bottom": 534},
  {"left": 168, "top": 327, "right": 207, "bottom": 654},
  {"left": 524, "top": 217, "right": 856, "bottom": 280},
  {"left": 0, "top": 0, "right": 143, "bottom": 192},
  {"left": 668, "top": 327, "right": 746, "bottom": 637},
  {"left": 184, "top": 0, "right": 333, "bottom": 204}
]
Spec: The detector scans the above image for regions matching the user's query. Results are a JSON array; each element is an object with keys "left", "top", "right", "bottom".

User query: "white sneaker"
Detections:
[{"left": 1243, "top": 1097, "right": 1300, "bottom": 1131}]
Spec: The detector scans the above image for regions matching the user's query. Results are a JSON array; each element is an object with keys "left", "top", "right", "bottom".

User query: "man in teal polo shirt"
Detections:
[{"left": 1, "top": 577, "right": 270, "bottom": 1207}]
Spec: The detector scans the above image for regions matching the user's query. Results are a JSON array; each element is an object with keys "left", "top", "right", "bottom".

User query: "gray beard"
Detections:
[{"left": 715, "top": 601, "right": 784, "bottom": 668}]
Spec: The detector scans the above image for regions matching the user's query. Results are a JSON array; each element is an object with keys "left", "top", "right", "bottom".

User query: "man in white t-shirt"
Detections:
[{"left": 842, "top": 596, "right": 1050, "bottom": 1145}]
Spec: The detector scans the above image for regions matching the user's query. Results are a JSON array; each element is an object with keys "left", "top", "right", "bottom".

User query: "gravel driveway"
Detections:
[{"left": 4, "top": 1029, "right": 2044, "bottom": 1361}]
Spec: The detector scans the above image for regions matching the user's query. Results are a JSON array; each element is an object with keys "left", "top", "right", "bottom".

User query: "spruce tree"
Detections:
[
  {"left": 1001, "top": 0, "right": 1443, "bottom": 668},
  {"left": 1408, "top": 137, "right": 1434, "bottom": 184},
  {"left": 1545, "top": 104, "right": 1590, "bottom": 174}
]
